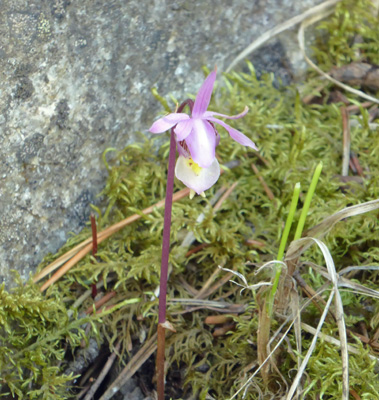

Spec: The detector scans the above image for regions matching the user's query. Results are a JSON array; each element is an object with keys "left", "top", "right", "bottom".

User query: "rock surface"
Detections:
[{"left": 0, "top": 0, "right": 323, "bottom": 284}]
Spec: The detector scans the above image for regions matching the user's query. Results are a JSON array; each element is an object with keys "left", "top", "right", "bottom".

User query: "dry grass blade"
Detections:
[
  {"left": 289, "top": 289, "right": 302, "bottom": 399},
  {"left": 230, "top": 319, "right": 296, "bottom": 399},
  {"left": 306, "top": 199, "right": 379, "bottom": 237},
  {"left": 286, "top": 237, "right": 349, "bottom": 400},
  {"left": 339, "top": 265, "right": 379, "bottom": 275},
  {"left": 298, "top": 12, "right": 379, "bottom": 104},
  {"left": 257, "top": 297, "right": 271, "bottom": 383},
  {"left": 98, "top": 332, "right": 158, "bottom": 400},
  {"left": 305, "top": 263, "right": 379, "bottom": 299},
  {"left": 286, "top": 288, "right": 335, "bottom": 400},
  {"left": 40, "top": 242, "right": 94, "bottom": 292},
  {"left": 341, "top": 107, "right": 351, "bottom": 176},
  {"left": 301, "top": 322, "right": 379, "bottom": 362},
  {"left": 83, "top": 340, "right": 121, "bottom": 400},
  {"left": 226, "top": 0, "right": 343, "bottom": 72},
  {"left": 338, "top": 276, "right": 379, "bottom": 299},
  {"left": 213, "top": 182, "right": 238, "bottom": 211},
  {"left": 169, "top": 298, "right": 245, "bottom": 314},
  {"left": 286, "top": 199, "right": 379, "bottom": 259}
]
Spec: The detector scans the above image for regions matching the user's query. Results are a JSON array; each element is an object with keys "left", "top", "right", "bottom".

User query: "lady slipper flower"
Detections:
[{"left": 149, "top": 69, "right": 257, "bottom": 195}]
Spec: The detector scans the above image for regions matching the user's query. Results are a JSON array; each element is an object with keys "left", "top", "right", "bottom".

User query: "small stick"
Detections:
[
  {"left": 204, "top": 315, "right": 234, "bottom": 325},
  {"left": 83, "top": 340, "right": 121, "bottom": 400},
  {"left": 345, "top": 101, "right": 373, "bottom": 113},
  {"left": 185, "top": 243, "right": 209, "bottom": 257},
  {"left": 245, "top": 239, "right": 265, "bottom": 248},
  {"left": 341, "top": 107, "right": 351, "bottom": 176},
  {"left": 196, "top": 270, "right": 236, "bottom": 300},
  {"left": 177, "top": 276, "right": 199, "bottom": 297},
  {"left": 212, "top": 322, "right": 236, "bottom": 337},
  {"left": 350, "top": 152, "right": 365, "bottom": 177},
  {"left": 251, "top": 164, "right": 275, "bottom": 201},
  {"left": 371, "top": 327, "right": 379, "bottom": 343},
  {"left": 194, "top": 266, "right": 222, "bottom": 299},
  {"left": 213, "top": 181, "right": 239, "bottom": 211},
  {"left": 302, "top": 83, "right": 328, "bottom": 104},
  {"left": 90, "top": 214, "right": 98, "bottom": 256},
  {"left": 84, "top": 291, "right": 116, "bottom": 315},
  {"left": 98, "top": 333, "right": 158, "bottom": 400}
]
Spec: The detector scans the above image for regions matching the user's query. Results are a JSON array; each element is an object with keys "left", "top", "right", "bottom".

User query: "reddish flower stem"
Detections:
[
  {"left": 158, "top": 130, "right": 177, "bottom": 325},
  {"left": 156, "top": 129, "right": 176, "bottom": 400},
  {"left": 157, "top": 99, "right": 193, "bottom": 400},
  {"left": 90, "top": 214, "right": 98, "bottom": 299}
]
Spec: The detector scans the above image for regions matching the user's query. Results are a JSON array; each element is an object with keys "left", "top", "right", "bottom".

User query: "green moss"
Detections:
[
  {"left": 313, "top": 0, "right": 379, "bottom": 68},
  {"left": 2, "top": 0, "right": 379, "bottom": 398},
  {"left": 0, "top": 274, "right": 95, "bottom": 398}
]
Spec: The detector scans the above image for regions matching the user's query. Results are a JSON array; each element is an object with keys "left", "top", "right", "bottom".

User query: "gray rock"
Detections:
[
  {"left": 120, "top": 378, "right": 145, "bottom": 400},
  {"left": 0, "top": 0, "right": 323, "bottom": 284}
]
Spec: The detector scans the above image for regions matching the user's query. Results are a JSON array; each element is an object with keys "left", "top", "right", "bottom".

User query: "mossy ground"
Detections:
[{"left": 1, "top": 0, "right": 379, "bottom": 398}]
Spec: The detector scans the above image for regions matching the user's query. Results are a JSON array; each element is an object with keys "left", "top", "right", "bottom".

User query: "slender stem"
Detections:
[
  {"left": 156, "top": 99, "right": 193, "bottom": 400},
  {"left": 156, "top": 129, "right": 177, "bottom": 400},
  {"left": 158, "top": 131, "right": 176, "bottom": 324}
]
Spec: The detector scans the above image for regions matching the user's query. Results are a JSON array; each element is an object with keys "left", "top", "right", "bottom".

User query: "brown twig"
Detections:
[
  {"left": 213, "top": 181, "right": 239, "bottom": 211},
  {"left": 196, "top": 271, "right": 236, "bottom": 300},
  {"left": 245, "top": 238, "right": 266, "bottom": 248},
  {"left": 212, "top": 322, "right": 236, "bottom": 337},
  {"left": 341, "top": 106, "right": 351, "bottom": 176},
  {"left": 83, "top": 340, "right": 121, "bottom": 400},
  {"left": 204, "top": 315, "right": 234, "bottom": 325},
  {"left": 302, "top": 83, "right": 328, "bottom": 104},
  {"left": 84, "top": 291, "right": 116, "bottom": 315},
  {"left": 98, "top": 332, "right": 159, "bottom": 400},
  {"left": 350, "top": 152, "right": 365, "bottom": 177},
  {"left": 169, "top": 299, "right": 246, "bottom": 315},
  {"left": 251, "top": 163, "right": 275, "bottom": 201},
  {"left": 349, "top": 388, "right": 362, "bottom": 400},
  {"left": 177, "top": 276, "right": 199, "bottom": 297},
  {"left": 185, "top": 243, "right": 209, "bottom": 257},
  {"left": 90, "top": 214, "right": 98, "bottom": 256},
  {"left": 345, "top": 101, "right": 373, "bottom": 113},
  {"left": 194, "top": 266, "right": 222, "bottom": 299}
]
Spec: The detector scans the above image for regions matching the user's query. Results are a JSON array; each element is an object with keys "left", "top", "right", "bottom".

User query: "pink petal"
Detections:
[
  {"left": 192, "top": 69, "right": 217, "bottom": 118},
  {"left": 149, "top": 113, "right": 190, "bottom": 134},
  {"left": 203, "top": 106, "right": 249, "bottom": 120},
  {"left": 207, "top": 117, "right": 258, "bottom": 150},
  {"left": 186, "top": 119, "right": 216, "bottom": 168},
  {"left": 175, "top": 155, "right": 220, "bottom": 194},
  {"left": 174, "top": 119, "right": 194, "bottom": 141}
]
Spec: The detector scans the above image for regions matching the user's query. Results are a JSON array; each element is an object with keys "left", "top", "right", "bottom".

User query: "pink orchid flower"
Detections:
[{"left": 149, "top": 69, "right": 257, "bottom": 195}]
